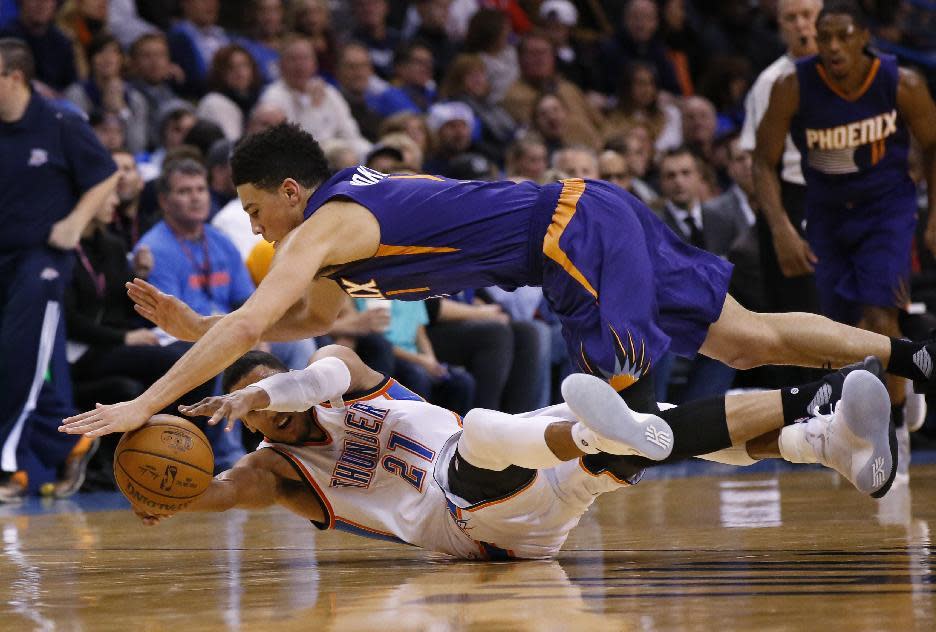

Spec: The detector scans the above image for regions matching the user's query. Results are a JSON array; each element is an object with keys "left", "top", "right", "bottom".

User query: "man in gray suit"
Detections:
[{"left": 653, "top": 147, "right": 745, "bottom": 403}]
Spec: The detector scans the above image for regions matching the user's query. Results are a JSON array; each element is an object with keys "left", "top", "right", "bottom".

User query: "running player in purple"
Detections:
[
  {"left": 752, "top": 0, "right": 936, "bottom": 446},
  {"left": 59, "top": 116, "right": 936, "bottom": 496}
]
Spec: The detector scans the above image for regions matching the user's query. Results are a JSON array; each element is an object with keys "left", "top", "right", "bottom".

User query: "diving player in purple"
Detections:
[
  {"left": 58, "top": 117, "right": 936, "bottom": 497},
  {"left": 753, "top": 0, "right": 936, "bottom": 444}
]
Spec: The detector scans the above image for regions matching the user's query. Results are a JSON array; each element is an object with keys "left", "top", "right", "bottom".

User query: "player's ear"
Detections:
[{"left": 281, "top": 178, "right": 300, "bottom": 202}]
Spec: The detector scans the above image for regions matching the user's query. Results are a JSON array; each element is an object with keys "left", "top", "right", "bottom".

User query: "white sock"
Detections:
[{"left": 778, "top": 423, "right": 820, "bottom": 464}]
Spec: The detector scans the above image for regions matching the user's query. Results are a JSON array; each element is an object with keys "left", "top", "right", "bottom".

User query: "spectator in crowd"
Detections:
[
  {"left": 680, "top": 95, "right": 723, "bottom": 184},
  {"left": 107, "top": 0, "right": 159, "bottom": 49},
  {"left": 438, "top": 53, "right": 518, "bottom": 165},
  {"left": 109, "top": 149, "right": 156, "bottom": 251},
  {"left": 244, "top": 101, "right": 286, "bottom": 136},
  {"left": 365, "top": 142, "right": 405, "bottom": 173},
  {"left": 715, "top": 135, "right": 765, "bottom": 313},
  {"left": 369, "top": 298, "right": 476, "bottom": 415},
  {"left": 0, "top": 0, "right": 77, "bottom": 93},
  {"left": 334, "top": 41, "right": 388, "bottom": 142},
  {"left": 653, "top": 147, "right": 744, "bottom": 402},
  {"left": 197, "top": 44, "right": 263, "bottom": 141},
  {"left": 88, "top": 109, "right": 125, "bottom": 151},
  {"left": 138, "top": 100, "right": 197, "bottom": 181},
  {"left": 697, "top": 54, "right": 752, "bottom": 136},
  {"left": 530, "top": 92, "right": 600, "bottom": 156},
  {"left": 598, "top": 145, "right": 657, "bottom": 205},
  {"left": 503, "top": 134, "right": 546, "bottom": 183},
  {"left": 503, "top": 31, "right": 605, "bottom": 143},
  {"left": 552, "top": 146, "right": 599, "bottom": 179},
  {"left": 240, "top": 0, "right": 285, "bottom": 84},
  {"left": 374, "top": 132, "right": 424, "bottom": 172},
  {"left": 699, "top": 0, "right": 784, "bottom": 76},
  {"left": 260, "top": 36, "right": 370, "bottom": 157},
  {"left": 372, "top": 40, "right": 437, "bottom": 116},
  {"left": 57, "top": 0, "right": 110, "bottom": 80},
  {"left": 167, "top": 0, "right": 231, "bottom": 99},
  {"left": 604, "top": 62, "right": 682, "bottom": 153},
  {"left": 658, "top": 0, "right": 706, "bottom": 94},
  {"left": 0, "top": 38, "right": 118, "bottom": 502},
  {"left": 136, "top": 158, "right": 254, "bottom": 470},
  {"left": 64, "top": 33, "right": 149, "bottom": 154},
  {"left": 600, "top": 0, "right": 682, "bottom": 96},
  {"left": 409, "top": 0, "right": 459, "bottom": 83},
  {"left": 423, "top": 101, "right": 478, "bottom": 176},
  {"left": 205, "top": 138, "right": 235, "bottom": 217},
  {"left": 128, "top": 33, "right": 182, "bottom": 149},
  {"left": 378, "top": 110, "right": 431, "bottom": 159},
  {"left": 350, "top": 0, "right": 401, "bottom": 80},
  {"left": 322, "top": 138, "right": 362, "bottom": 173},
  {"left": 537, "top": 0, "right": 601, "bottom": 93},
  {"left": 288, "top": 0, "right": 339, "bottom": 79},
  {"left": 462, "top": 7, "right": 518, "bottom": 104}
]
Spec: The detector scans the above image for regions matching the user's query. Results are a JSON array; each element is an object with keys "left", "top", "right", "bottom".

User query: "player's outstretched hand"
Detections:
[
  {"left": 178, "top": 387, "right": 270, "bottom": 432},
  {"left": 58, "top": 400, "right": 152, "bottom": 437},
  {"left": 127, "top": 278, "right": 205, "bottom": 342}
]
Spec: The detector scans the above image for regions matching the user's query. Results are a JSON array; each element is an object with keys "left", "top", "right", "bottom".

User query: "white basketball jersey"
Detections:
[{"left": 258, "top": 379, "right": 480, "bottom": 559}]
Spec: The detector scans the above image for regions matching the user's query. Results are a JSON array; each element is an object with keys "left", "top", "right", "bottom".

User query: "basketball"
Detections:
[{"left": 114, "top": 415, "right": 214, "bottom": 515}]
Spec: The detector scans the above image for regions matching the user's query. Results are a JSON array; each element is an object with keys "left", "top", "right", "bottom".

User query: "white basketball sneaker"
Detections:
[
  {"left": 784, "top": 370, "right": 897, "bottom": 498},
  {"left": 561, "top": 373, "right": 674, "bottom": 461}
]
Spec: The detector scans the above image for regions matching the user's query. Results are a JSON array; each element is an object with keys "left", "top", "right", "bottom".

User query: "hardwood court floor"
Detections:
[{"left": 1, "top": 465, "right": 934, "bottom": 631}]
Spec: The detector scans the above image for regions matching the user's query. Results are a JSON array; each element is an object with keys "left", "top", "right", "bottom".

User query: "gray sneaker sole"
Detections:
[
  {"left": 561, "top": 373, "right": 674, "bottom": 461},
  {"left": 838, "top": 371, "right": 897, "bottom": 498}
]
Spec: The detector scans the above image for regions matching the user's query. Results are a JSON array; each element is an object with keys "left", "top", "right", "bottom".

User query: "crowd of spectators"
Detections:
[{"left": 2, "top": 0, "right": 935, "bottom": 494}]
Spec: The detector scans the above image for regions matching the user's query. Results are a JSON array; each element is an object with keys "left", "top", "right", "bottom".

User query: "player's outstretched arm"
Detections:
[
  {"left": 137, "top": 450, "right": 326, "bottom": 524},
  {"left": 178, "top": 344, "right": 384, "bottom": 430},
  {"left": 898, "top": 67, "right": 936, "bottom": 256},
  {"left": 60, "top": 200, "right": 380, "bottom": 437},
  {"left": 753, "top": 72, "right": 817, "bottom": 277}
]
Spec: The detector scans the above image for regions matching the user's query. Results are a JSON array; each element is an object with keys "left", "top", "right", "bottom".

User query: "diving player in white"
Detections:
[{"left": 138, "top": 344, "right": 896, "bottom": 560}]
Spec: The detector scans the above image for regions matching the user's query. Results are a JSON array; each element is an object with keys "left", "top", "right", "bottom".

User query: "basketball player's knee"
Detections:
[
  {"left": 459, "top": 408, "right": 513, "bottom": 470},
  {"left": 716, "top": 314, "right": 781, "bottom": 370}
]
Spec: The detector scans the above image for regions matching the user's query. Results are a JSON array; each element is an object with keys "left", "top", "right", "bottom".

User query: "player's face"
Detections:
[
  {"left": 230, "top": 366, "right": 315, "bottom": 444},
  {"left": 816, "top": 14, "right": 870, "bottom": 79},
  {"left": 237, "top": 181, "right": 305, "bottom": 242}
]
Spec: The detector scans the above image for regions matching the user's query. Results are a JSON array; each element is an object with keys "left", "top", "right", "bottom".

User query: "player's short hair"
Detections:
[
  {"left": 0, "top": 37, "right": 35, "bottom": 82},
  {"left": 818, "top": 0, "right": 868, "bottom": 29},
  {"left": 222, "top": 351, "right": 288, "bottom": 394},
  {"left": 231, "top": 122, "right": 330, "bottom": 191}
]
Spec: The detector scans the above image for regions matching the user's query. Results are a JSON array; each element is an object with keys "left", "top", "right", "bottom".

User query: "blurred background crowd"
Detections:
[{"left": 1, "top": 0, "right": 935, "bottom": 496}]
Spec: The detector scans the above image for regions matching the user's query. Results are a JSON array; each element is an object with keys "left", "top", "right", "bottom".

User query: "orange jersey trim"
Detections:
[
  {"left": 542, "top": 179, "right": 598, "bottom": 299},
  {"left": 385, "top": 287, "right": 431, "bottom": 296},
  {"left": 816, "top": 57, "right": 880, "bottom": 102},
  {"left": 374, "top": 244, "right": 460, "bottom": 257}
]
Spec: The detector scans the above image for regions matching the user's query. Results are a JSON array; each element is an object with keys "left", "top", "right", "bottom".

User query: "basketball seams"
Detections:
[
  {"left": 115, "top": 453, "right": 212, "bottom": 499},
  {"left": 117, "top": 448, "right": 214, "bottom": 477}
]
